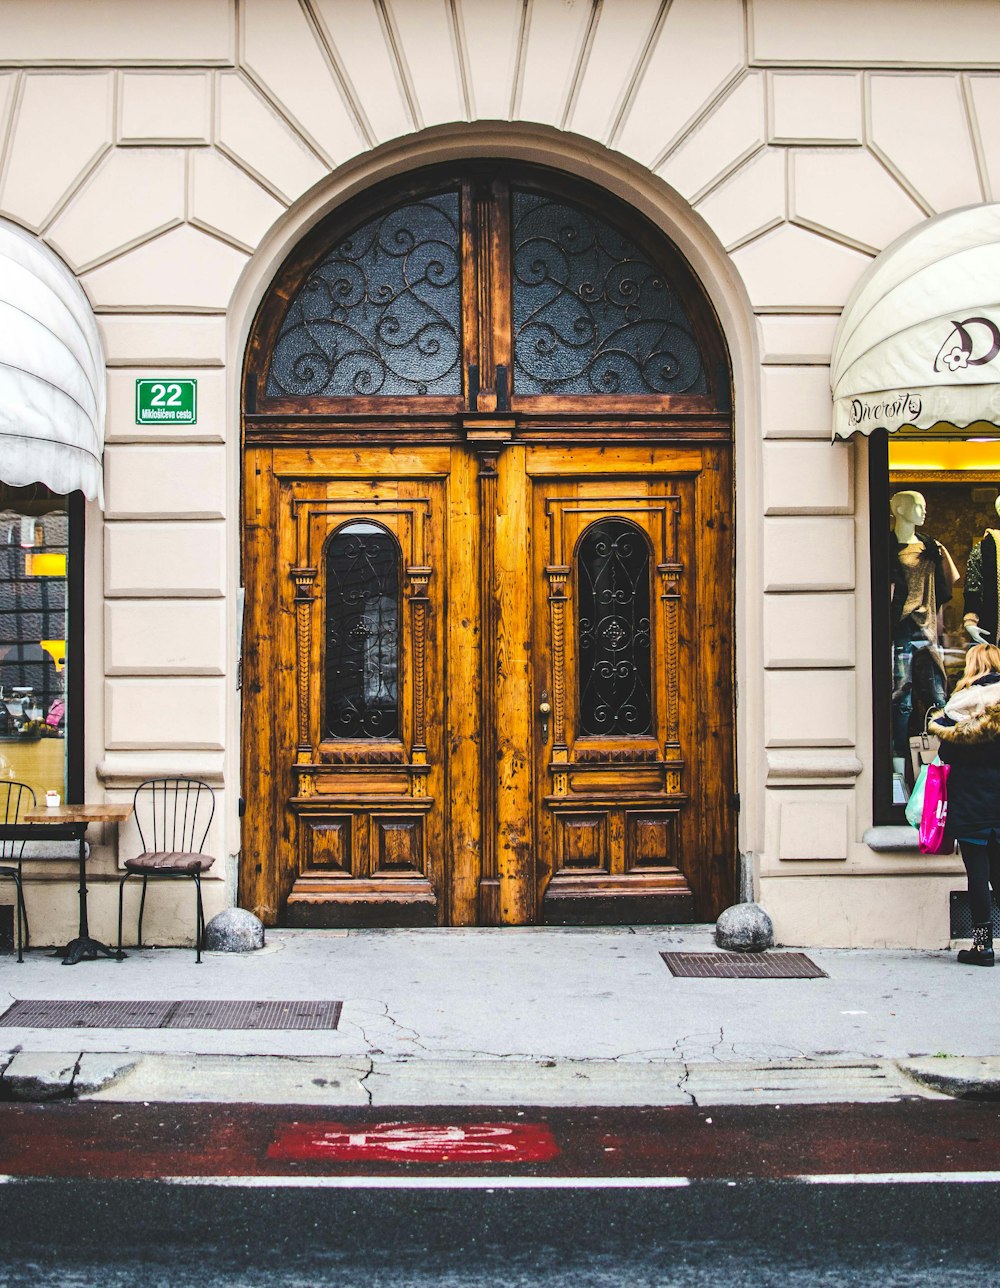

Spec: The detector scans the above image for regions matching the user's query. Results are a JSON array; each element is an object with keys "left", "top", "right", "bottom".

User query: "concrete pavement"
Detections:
[{"left": 0, "top": 925, "right": 997, "bottom": 1105}]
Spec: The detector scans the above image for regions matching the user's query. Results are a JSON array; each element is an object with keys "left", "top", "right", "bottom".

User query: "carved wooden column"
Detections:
[
  {"left": 658, "top": 558, "right": 683, "bottom": 793},
  {"left": 476, "top": 450, "right": 500, "bottom": 924},
  {"left": 290, "top": 565, "right": 317, "bottom": 768},
  {"left": 544, "top": 564, "right": 571, "bottom": 796},
  {"left": 407, "top": 565, "right": 432, "bottom": 794}
]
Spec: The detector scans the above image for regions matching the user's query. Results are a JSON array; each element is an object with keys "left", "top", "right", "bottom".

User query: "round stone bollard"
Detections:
[
  {"left": 204, "top": 907, "right": 265, "bottom": 953},
  {"left": 715, "top": 902, "right": 774, "bottom": 953}
]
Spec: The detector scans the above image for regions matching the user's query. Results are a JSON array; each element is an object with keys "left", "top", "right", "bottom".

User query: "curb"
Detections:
[
  {"left": 0, "top": 1052, "right": 962, "bottom": 1106},
  {"left": 897, "top": 1057, "right": 1000, "bottom": 1100}
]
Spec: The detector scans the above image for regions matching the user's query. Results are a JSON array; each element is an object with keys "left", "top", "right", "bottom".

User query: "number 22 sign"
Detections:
[{"left": 135, "top": 378, "right": 197, "bottom": 425}]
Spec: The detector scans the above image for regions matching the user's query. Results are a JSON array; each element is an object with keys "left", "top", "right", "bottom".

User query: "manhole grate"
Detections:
[
  {"left": 0, "top": 999, "right": 342, "bottom": 1030},
  {"left": 660, "top": 951, "right": 827, "bottom": 979}
]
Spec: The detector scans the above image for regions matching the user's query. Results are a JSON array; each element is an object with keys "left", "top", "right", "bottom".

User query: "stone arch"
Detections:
[{"left": 228, "top": 121, "right": 762, "bottom": 888}]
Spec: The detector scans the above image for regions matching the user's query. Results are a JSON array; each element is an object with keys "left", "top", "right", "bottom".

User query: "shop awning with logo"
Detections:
[
  {"left": 831, "top": 202, "right": 1000, "bottom": 439},
  {"left": 0, "top": 219, "right": 105, "bottom": 504}
]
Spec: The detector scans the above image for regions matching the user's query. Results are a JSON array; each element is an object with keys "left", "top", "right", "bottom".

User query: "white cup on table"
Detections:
[{"left": 45, "top": 790, "right": 60, "bottom": 808}]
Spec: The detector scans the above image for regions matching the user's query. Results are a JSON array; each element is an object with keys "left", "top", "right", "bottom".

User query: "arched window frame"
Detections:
[{"left": 244, "top": 163, "right": 732, "bottom": 433}]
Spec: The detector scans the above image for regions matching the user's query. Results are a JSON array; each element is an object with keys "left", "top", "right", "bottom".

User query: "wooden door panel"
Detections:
[{"left": 530, "top": 445, "right": 734, "bottom": 923}]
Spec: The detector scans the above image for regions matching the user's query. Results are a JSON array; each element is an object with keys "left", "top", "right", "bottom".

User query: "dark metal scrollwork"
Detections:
[
  {"left": 578, "top": 520, "right": 653, "bottom": 736},
  {"left": 267, "top": 193, "right": 462, "bottom": 397},
  {"left": 511, "top": 190, "right": 708, "bottom": 396}
]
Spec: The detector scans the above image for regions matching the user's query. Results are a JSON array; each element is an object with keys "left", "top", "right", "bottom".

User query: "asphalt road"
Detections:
[
  {"left": 0, "top": 1102, "right": 998, "bottom": 1285},
  {"left": 0, "top": 1179, "right": 998, "bottom": 1286}
]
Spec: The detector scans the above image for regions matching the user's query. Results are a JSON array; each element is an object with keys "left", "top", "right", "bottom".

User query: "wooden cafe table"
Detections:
[{"left": 21, "top": 802, "right": 134, "bottom": 964}]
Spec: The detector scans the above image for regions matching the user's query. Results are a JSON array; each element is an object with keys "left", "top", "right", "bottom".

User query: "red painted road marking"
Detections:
[{"left": 268, "top": 1121, "right": 560, "bottom": 1164}]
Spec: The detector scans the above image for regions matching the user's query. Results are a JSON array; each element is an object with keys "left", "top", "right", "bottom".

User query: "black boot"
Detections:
[{"left": 958, "top": 923, "right": 995, "bottom": 967}]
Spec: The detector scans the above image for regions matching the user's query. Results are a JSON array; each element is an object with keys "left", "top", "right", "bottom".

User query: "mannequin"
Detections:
[
  {"left": 889, "top": 490, "right": 958, "bottom": 758},
  {"left": 963, "top": 494, "right": 1000, "bottom": 645}
]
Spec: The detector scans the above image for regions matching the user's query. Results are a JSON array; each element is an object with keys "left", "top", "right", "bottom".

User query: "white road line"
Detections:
[
  {"left": 798, "top": 1171, "right": 1000, "bottom": 1185},
  {"left": 158, "top": 1175, "right": 693, "bottom": 1189}
]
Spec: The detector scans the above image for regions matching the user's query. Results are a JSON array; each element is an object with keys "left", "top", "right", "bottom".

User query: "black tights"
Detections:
[{"left": 958, "top": 833, "right": 1000, "bottom": 925}]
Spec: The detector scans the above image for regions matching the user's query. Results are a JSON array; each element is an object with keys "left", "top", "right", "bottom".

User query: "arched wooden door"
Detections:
[{"left": 241, "top": 165, "right": 735, "bottom": 928}]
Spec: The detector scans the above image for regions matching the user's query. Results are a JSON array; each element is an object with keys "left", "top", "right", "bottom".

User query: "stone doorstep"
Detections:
[{"left": 0, "top": 1051, "right": 991, "bottom": 1105}]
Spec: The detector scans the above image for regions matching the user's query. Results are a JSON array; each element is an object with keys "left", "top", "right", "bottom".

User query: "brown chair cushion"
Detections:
[{"left": 124, "top": 851, "right": 215, "bottom": 874}]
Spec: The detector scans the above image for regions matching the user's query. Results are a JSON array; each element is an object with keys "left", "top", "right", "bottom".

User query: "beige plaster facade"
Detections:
[{"left": 4, "top": 0, "right": 1000, "bottom": 948}]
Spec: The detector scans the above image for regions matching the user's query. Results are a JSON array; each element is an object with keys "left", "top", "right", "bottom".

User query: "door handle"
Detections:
[{"left": 538, "top": 690, "right": 551, "bottom": 742}]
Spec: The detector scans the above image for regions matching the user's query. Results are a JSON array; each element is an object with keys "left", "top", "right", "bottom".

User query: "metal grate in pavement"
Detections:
[
  {"left": 0, "top": 999, "right": 342, "bottom": 1030},
  {"left": 660, "top": 951, "right": 827, "bottom": 979}
]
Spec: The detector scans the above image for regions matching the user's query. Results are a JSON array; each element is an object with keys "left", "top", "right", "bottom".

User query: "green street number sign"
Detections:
[{"left": 135, "top": 378, "right": 197, "bottom": 425}]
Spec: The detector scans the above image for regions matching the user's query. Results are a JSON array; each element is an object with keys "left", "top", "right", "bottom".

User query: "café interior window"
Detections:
[
  {"left": 0, "top": 485, "right": 77, "bottom": 805},
  {"left": 877, "top": 433, "right": 1000, "bottom": 819}
]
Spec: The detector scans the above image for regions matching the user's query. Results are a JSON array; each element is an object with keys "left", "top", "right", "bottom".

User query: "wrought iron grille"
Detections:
[
  {"left": 325, "top": 524, "right": 400, "bottom": 739},
  {"left": 511, "top": 190, "right": 708, "bottom": 396},
  {"left": 578, "top": 520, "right": 653, "bottom": 736},
  {"left": 266, "top": 192, "right": 462, "bottom": 397}
]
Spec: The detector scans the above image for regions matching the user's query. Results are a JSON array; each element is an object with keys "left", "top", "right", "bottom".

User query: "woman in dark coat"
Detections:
[{"left": 929, "top": 644, "right": 1000, "bottom": 966}]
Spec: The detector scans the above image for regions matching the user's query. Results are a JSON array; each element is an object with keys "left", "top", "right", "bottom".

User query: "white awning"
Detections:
[
  {"left": 0, "top": 219, "right": 105, "bottom": 504},
  {"left": 831, "top": 203, "right": 1000, "bottom": 439}
]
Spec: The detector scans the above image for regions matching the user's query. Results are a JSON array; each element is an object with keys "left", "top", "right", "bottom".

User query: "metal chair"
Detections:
[
  {"left": 116, "top": 778, "right": 215, "bottom": 963},
  {"left": 0, "top": 781, "right": 35, "bottom": 962}
]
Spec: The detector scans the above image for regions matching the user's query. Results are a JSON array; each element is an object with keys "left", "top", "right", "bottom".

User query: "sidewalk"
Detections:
[{"left": 1, "top": 925, "right": 998, "bottom": 1106}]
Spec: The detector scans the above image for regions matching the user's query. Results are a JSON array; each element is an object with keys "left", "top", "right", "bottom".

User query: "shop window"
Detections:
[
  {"left": 0, "top": 484, "right": 83, "bottom": 804},
  {"left": 324, "top": 522, "right": 400, "bottom": 740},
  {"left": 871, "top": 430, "right": 1000, "bottom": 822}
]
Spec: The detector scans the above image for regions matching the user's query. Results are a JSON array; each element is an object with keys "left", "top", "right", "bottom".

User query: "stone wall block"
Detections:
[
  {"left": 105, "top": 369, "right": 225, "bottom": 444},
  {"left": 99, "top": 315, "right": 226, "bottom": 368},
  {"left": 0, "top": 0, "right": 234, "bottom": 64},
  {"left": 769, "top": 793, "right": 851, "bottom": 862},
  {"left": 751, "top": 0, "right": 1000, "bottom": 65},
  {"left": 968, "top": 75, "right": 1000, "bottom": 202},
  {"left": 764, "top": 671, "right": 856, "bottom": 748},
  {"left": 761, "top": 365, "right": 833, "bottom": 438},
  {"left": 240, "top": 0, "right": 364, "bottom": 162},
  {"left": 383, "top": 0, "right": 467, "bottom": 128},
  {"left": 517, "top": 0, "right": 594, "bottom": 127},
  {"left": 616, "top": 0, "right": 745, "bottom": 166},
  {"left": 120, "top": 72, "right": 212, "bottom": 144},
  {"left": 82, "top": 223, "right": 248, "bottom": 310},
  {"left": 189, "top": 150, "right": 285, "bottom": 253},
  {"left": 763, "top": 441, "right": 853, "bottom": 515},
  {"left": 105, "top": 678, "right": 225, "bottom": 750},
  {"left": 769, "top": 72, "right": 862, "bottom": 145},
  {"left": 758, "top": 316, "right": 838, "bottom": 366},
  {"left": 216, "top": 72, "right": 327, "bottom": 204},
  {"left": 0, "top": 72, "right": 113, "bottom": 231},
  {"left": 657, "top": 73, "right": 765, "bottom": 202},
  {"left": 104, "top": 445, "right": 226, "bottom": 520},
  {"left": 311, "top": 0, "right": 412, "bottom": 141},
  {"left": 791, "top": 147, "right": 924, "bottom": 254},
  {"left": 47, "top": 147, "right": 185, "bottom": 271},
  {"left": 763, "top": 517, "right": 855, "bottom": 591},
  {"left": 105, "top": 522, "right": 226, "bottom": 598},
  {"left": 453, "top": 0, "right": 522, "bottom": 120},
  {"left": 566, "top": 0, "right": 661, "bottom": 142},
  {"left": 105, "top": 600, "right": 226, "bottom": 675},
  {"left": 867, "top": 73, "right": 983, "bottom": 212},
  {"left": 695, "top": 148, "right": 785, "bottom": 251},
  {"left": 733, "top": 223, "right": 873, "bottom": 310},
  {"left": 763, "top": 593, "right": 855, "bottom": 668}
]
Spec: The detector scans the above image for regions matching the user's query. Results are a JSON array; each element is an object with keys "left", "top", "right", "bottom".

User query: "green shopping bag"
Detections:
[{"left": 905, "top": 761, "right": 931, "bottom": 828}]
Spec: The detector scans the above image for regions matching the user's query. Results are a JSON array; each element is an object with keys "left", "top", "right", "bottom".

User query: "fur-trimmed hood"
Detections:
[{"left": 929, "top": 675, "right": 1000, "bottom": 745}]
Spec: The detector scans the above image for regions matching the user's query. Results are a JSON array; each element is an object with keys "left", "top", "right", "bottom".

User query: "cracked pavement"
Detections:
[{"left": 0, "top": 925, "right": 997, "bottom": 1105}]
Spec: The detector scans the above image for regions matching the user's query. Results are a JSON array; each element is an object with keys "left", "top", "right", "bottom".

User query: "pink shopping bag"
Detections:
[{"left": 918, "top": 759, "right": 952, "bottom": 854}]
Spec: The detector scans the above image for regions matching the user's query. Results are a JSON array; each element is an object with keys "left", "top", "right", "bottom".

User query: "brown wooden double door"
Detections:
[{"left": 241, "top": 439, "right": 735, "bottom": 927}]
